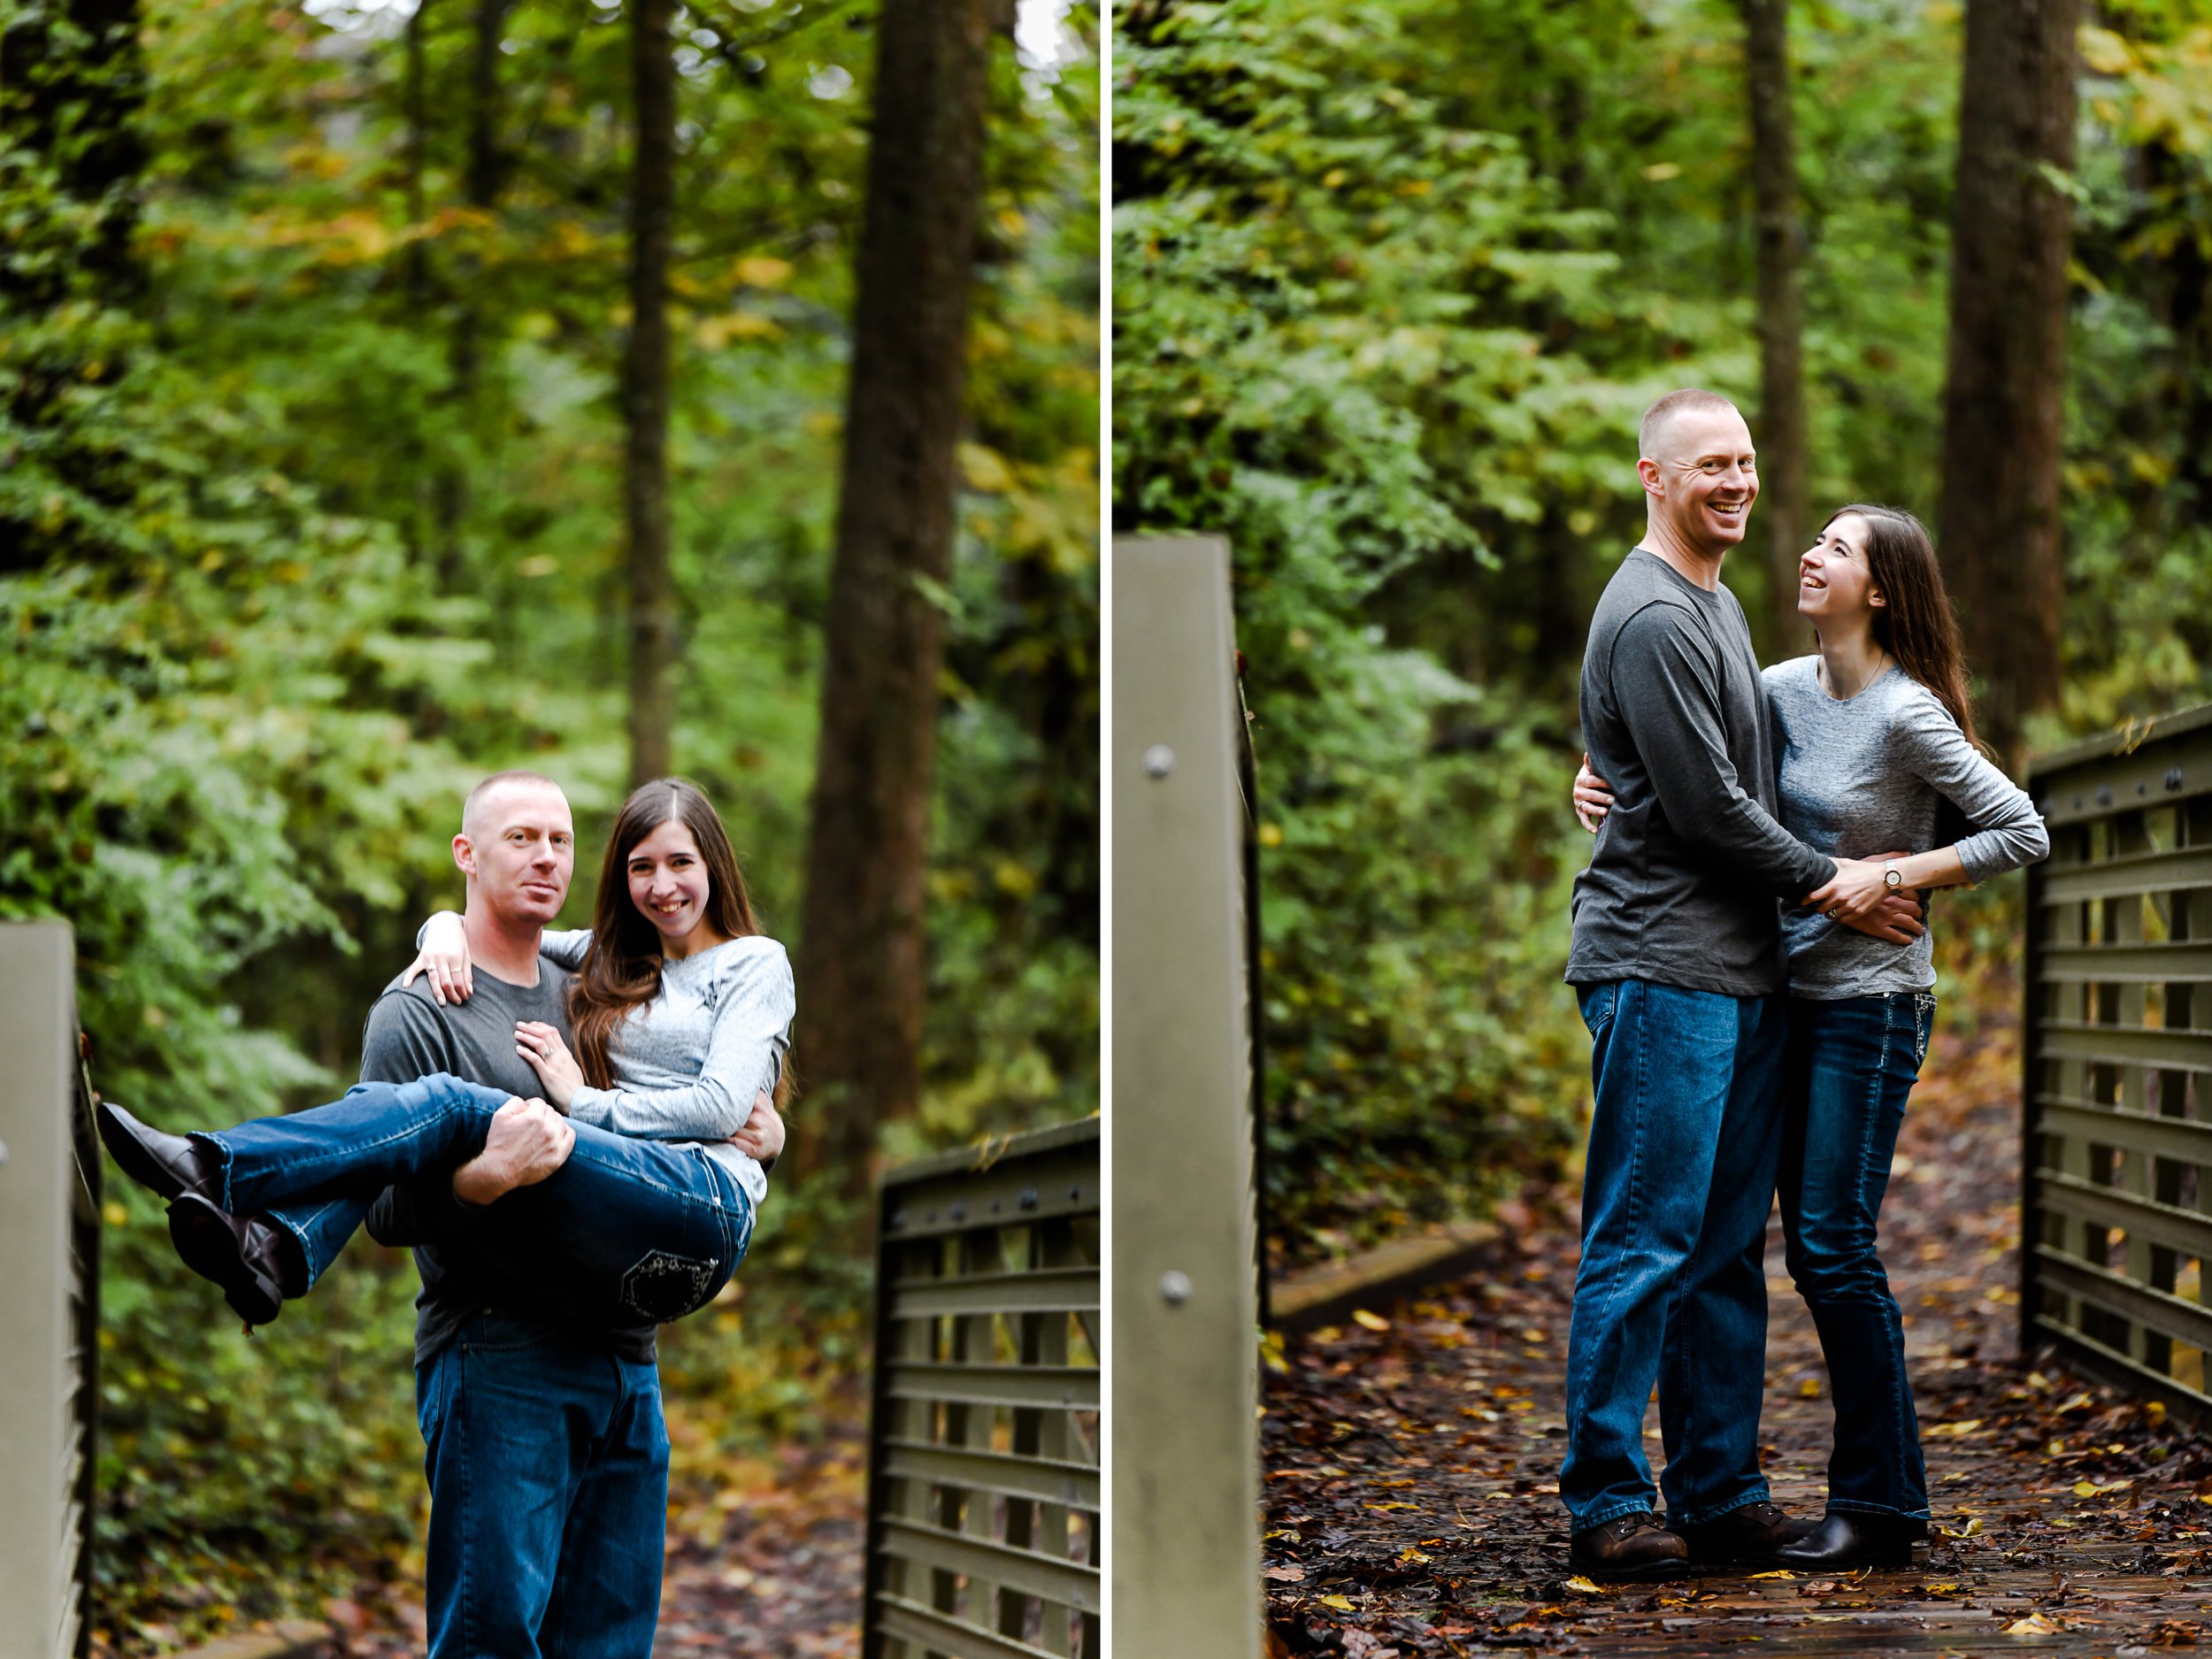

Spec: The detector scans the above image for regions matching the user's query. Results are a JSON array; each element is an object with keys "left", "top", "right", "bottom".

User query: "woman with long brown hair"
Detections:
[{"left": 1574, "top": 505, "right": 2047, "bottom": 1569}]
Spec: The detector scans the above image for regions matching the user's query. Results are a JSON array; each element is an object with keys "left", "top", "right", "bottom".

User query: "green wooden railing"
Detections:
[
  {"left": 0, "top": 921, "right": 100, "bottom": 1659},
  {"left": 861, "top": 1119, "right": 1101, "bottom": 1659},
  {"left": 2022, "top": 705, "right": 2212, "bottom": 1420}
]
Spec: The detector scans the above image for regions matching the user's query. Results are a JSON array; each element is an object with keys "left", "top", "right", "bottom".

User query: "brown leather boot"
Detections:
[
  {"left": 1568, "top": 1511, "right": 1692, "bottom": 1581},
  {"left": 1676, "top": 1501, "right": 1818, "bottom": 1567}
]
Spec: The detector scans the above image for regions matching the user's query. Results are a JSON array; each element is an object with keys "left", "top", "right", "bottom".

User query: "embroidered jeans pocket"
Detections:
[
  {"left": 1911, "top": 992, "right": 1938, "bottom": 1068},
  {"left": 618, "top": 1249, "right": 720, "bottom": 1322}
]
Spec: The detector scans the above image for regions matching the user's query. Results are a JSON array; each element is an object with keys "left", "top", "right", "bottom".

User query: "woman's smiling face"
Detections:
[
  {"left": 626, "top": 818, "right": 713, "bottom": 949},
  {"left": 1798, "top": 512, "right": 1883, "bottom": 624}
]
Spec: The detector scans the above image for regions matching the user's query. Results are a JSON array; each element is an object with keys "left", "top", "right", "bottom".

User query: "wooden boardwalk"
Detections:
[{"left": 1262, "top": 1004, "right": 2212, "bottom": 1657}]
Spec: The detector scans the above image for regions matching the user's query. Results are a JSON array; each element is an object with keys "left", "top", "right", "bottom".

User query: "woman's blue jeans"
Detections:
[
  {"left": 197, "top": 1072, "right": 754, "bottom": 1327},
  {"left": 1778, "top": 990, "right": 1935, "bottom": 1521},
  {"left": 1563, "top": 979, "right": 1788, "bottom": 1532}
]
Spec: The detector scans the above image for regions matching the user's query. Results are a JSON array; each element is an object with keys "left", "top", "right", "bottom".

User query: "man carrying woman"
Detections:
[{"left": 97, "top": 770, "right": 792, "bottom": 1655}]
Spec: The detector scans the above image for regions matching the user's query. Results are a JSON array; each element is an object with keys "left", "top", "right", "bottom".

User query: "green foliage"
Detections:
[{"left": 5, "top": 0, "right": 1095, "bottom": 1642}]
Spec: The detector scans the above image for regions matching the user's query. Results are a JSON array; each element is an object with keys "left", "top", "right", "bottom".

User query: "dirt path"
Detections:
[{"left": 1262, "top": 1003, "right": 2212, "bottom": 1657}]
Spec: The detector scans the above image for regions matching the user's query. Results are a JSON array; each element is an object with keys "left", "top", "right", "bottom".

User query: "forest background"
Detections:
[
  {"left": 1114, "top": 0, "right": 2212, "bottom": 1264},
  {"left": 2, "top": 0, "right": 1099, "bottom": 1645}
]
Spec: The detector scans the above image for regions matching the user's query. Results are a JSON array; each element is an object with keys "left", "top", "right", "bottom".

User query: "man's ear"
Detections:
[
  {"left": 1637, "top": 457, "right": 1663, "bottom": 497},
  {"left": 453, "top": 833, "right": 476, "bottom": 876}
]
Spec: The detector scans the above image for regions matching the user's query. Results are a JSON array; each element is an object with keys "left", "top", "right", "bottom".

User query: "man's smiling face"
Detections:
[
  {"left": 1644, "top": 405, "right": 1759, "bottom": 558},
  {"left": 457, "top": 780, "right": 575, "bottom": 927}
]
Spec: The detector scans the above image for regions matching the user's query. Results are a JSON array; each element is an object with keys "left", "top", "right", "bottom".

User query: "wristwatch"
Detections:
[{"left": 1883, "top": 862, "right": 1904, "bottom": 891}]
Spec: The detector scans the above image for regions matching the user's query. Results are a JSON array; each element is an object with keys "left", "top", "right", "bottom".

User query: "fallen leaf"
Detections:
[
  {"left": 1351, "top": 1309, "right": 1391, "bottom": 1332},
  {"left": 1317, "top": 1593, "right": 1356, "bottom": 1612},
  {"left": 1263, "top": 1564, "right": 1306, "bottom": 1583},
  {"left": 2006, "top": 1612, "right": 2063, "bottom": 1634},
  {"left": 1563, "top": 1575, "right": 1602, "bottom": 1594}
]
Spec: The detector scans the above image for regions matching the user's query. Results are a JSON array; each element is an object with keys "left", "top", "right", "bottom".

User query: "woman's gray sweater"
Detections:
[
  {"left": 1767, "top": 657, "right": 2048, "bottom": 998},
  {"left": 542, "top": 929, "right": 794, "bottom": 1204}
]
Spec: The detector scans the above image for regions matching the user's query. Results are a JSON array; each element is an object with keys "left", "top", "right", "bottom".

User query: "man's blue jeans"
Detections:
[
  {"left": 418, "top": 1310, "right": 670, "bottom": 1658},
  {"left": 1778, "top": 990, "right": 1935, "bottom": 1522},
  {"left": 199, "top": 1072, "right": 755, "bottom": 1326},
  {"left": 1563, "top": 979, "right": 1786, "bottom": 1532}
]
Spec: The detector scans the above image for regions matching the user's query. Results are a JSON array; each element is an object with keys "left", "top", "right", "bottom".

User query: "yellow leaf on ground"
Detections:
[
  {"left": 1352, "top": 1309, "right": 1392, "bottom": 1331},
  {"left": 1749, "top": 1570, "right": 1798, "bottom": 1580},
  {"left": 2006, "top": 1613, "right": 2062, "bottom": 1635},
  {"left": 1563, "top": 1576, "right": 1602, "bottom": 1594},
  {"left": 1318, "top": 1594, "right": 1356, "bottom": 1612},
  {"left": 1926, "top": 1419, "right": 1984, "bottom": 1438}
]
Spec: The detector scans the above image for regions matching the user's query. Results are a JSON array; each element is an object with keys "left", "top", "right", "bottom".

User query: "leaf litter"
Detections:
[{"left": 1263, "top": 990, "right": 2212, "bottom": 1656}]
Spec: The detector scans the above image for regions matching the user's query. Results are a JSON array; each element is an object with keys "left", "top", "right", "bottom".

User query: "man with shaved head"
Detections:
[{"left": 1559, "top": 392, "right": 1916, "bottom": 1579}]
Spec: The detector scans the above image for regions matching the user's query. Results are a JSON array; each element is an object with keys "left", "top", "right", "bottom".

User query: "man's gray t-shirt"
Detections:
[
  {"left": 359, "top": 963, "right": 657, "bottom": 1367},
  {"left": 1567, "top": 549, "right": 1834, "bottom": 996}
]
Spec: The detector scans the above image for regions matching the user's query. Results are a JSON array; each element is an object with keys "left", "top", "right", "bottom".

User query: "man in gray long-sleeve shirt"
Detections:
[{"left": 1558, "top": 391, "right": 1919, "bottom": 1581}]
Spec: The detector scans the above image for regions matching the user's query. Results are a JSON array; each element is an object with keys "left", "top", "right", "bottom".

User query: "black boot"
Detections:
[
  {"left": 96, "top": 1102, "right": 219, "bottom": 1202},
  {"left": 167, "top": 1194, "right": 305, "bottom": 1328},
  {"left": 1677, "top": 1500, "right": 1820, "bottom": 1568},
  {"left": 1774, "top": 1511, "right": 1927, "bottom": 1569}
]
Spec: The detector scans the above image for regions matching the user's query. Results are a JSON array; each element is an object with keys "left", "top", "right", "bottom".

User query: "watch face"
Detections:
[{"left": 1886, "top": 869, "right": 1901, "bottom": 888}]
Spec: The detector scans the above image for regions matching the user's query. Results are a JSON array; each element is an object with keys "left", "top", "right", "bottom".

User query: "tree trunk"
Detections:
[
  {"left": 428, "top": 0, "right": 510, "bottom": 577},
  {"left": 1938, "top": 0, "right": 2079, "bottom": 770},
  {"left": 1740, "top": 0, "right": 1811, "bottom": 658},
  {"left": 402, "top": 0, "right": 430, "bottom": 308},
  {"left": 623, "top": 0, "right": 678, "bottom": 787},
  {"left": 795, "top": 0, "right": 995, "bottom": 1194}
]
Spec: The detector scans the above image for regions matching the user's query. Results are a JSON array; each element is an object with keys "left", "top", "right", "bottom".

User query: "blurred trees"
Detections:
[
  {"left": 1114, "top": 0, "right": 2212, "bottom": 1261},
  {"left": 1740, "top": 0, "right": 1810, "bottom": 655},
  {"left": 2, "top": 0, "right": 1096, "bottom": 1643},
  {"left": 623, "top": 0, "right": 677, "bottom": 782},
  {"left": 798, "top": 0, "right": 995, "bottom": 1198},
  {"left": 1939, "top": 0, "right": 2082, "bottom": 770}
]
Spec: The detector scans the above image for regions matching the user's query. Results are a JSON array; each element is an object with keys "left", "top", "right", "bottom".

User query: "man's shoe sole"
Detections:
[
  {"left": 168, "top": 1194, "right": 283, "bottom": 1327},
  {"left": 1568, "top": 1555, "right": 1694, "bottom": 1583}
]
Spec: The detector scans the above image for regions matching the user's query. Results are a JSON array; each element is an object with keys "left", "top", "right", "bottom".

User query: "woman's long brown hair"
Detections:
[
  {"left": 569, "top": 778, "right": 781, "bottom": 1100},
  {"left": 1824, "top": 503, "right": 1981, "bottom": 751}
]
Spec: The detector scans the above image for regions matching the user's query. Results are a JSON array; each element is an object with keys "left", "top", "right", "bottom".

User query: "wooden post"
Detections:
[
  {"left": 0, "top": 923, "right": 94, "bottom": 1659},
  {"left": 1110, "top": 536, "right": 1263, "bottom": 1658}
]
